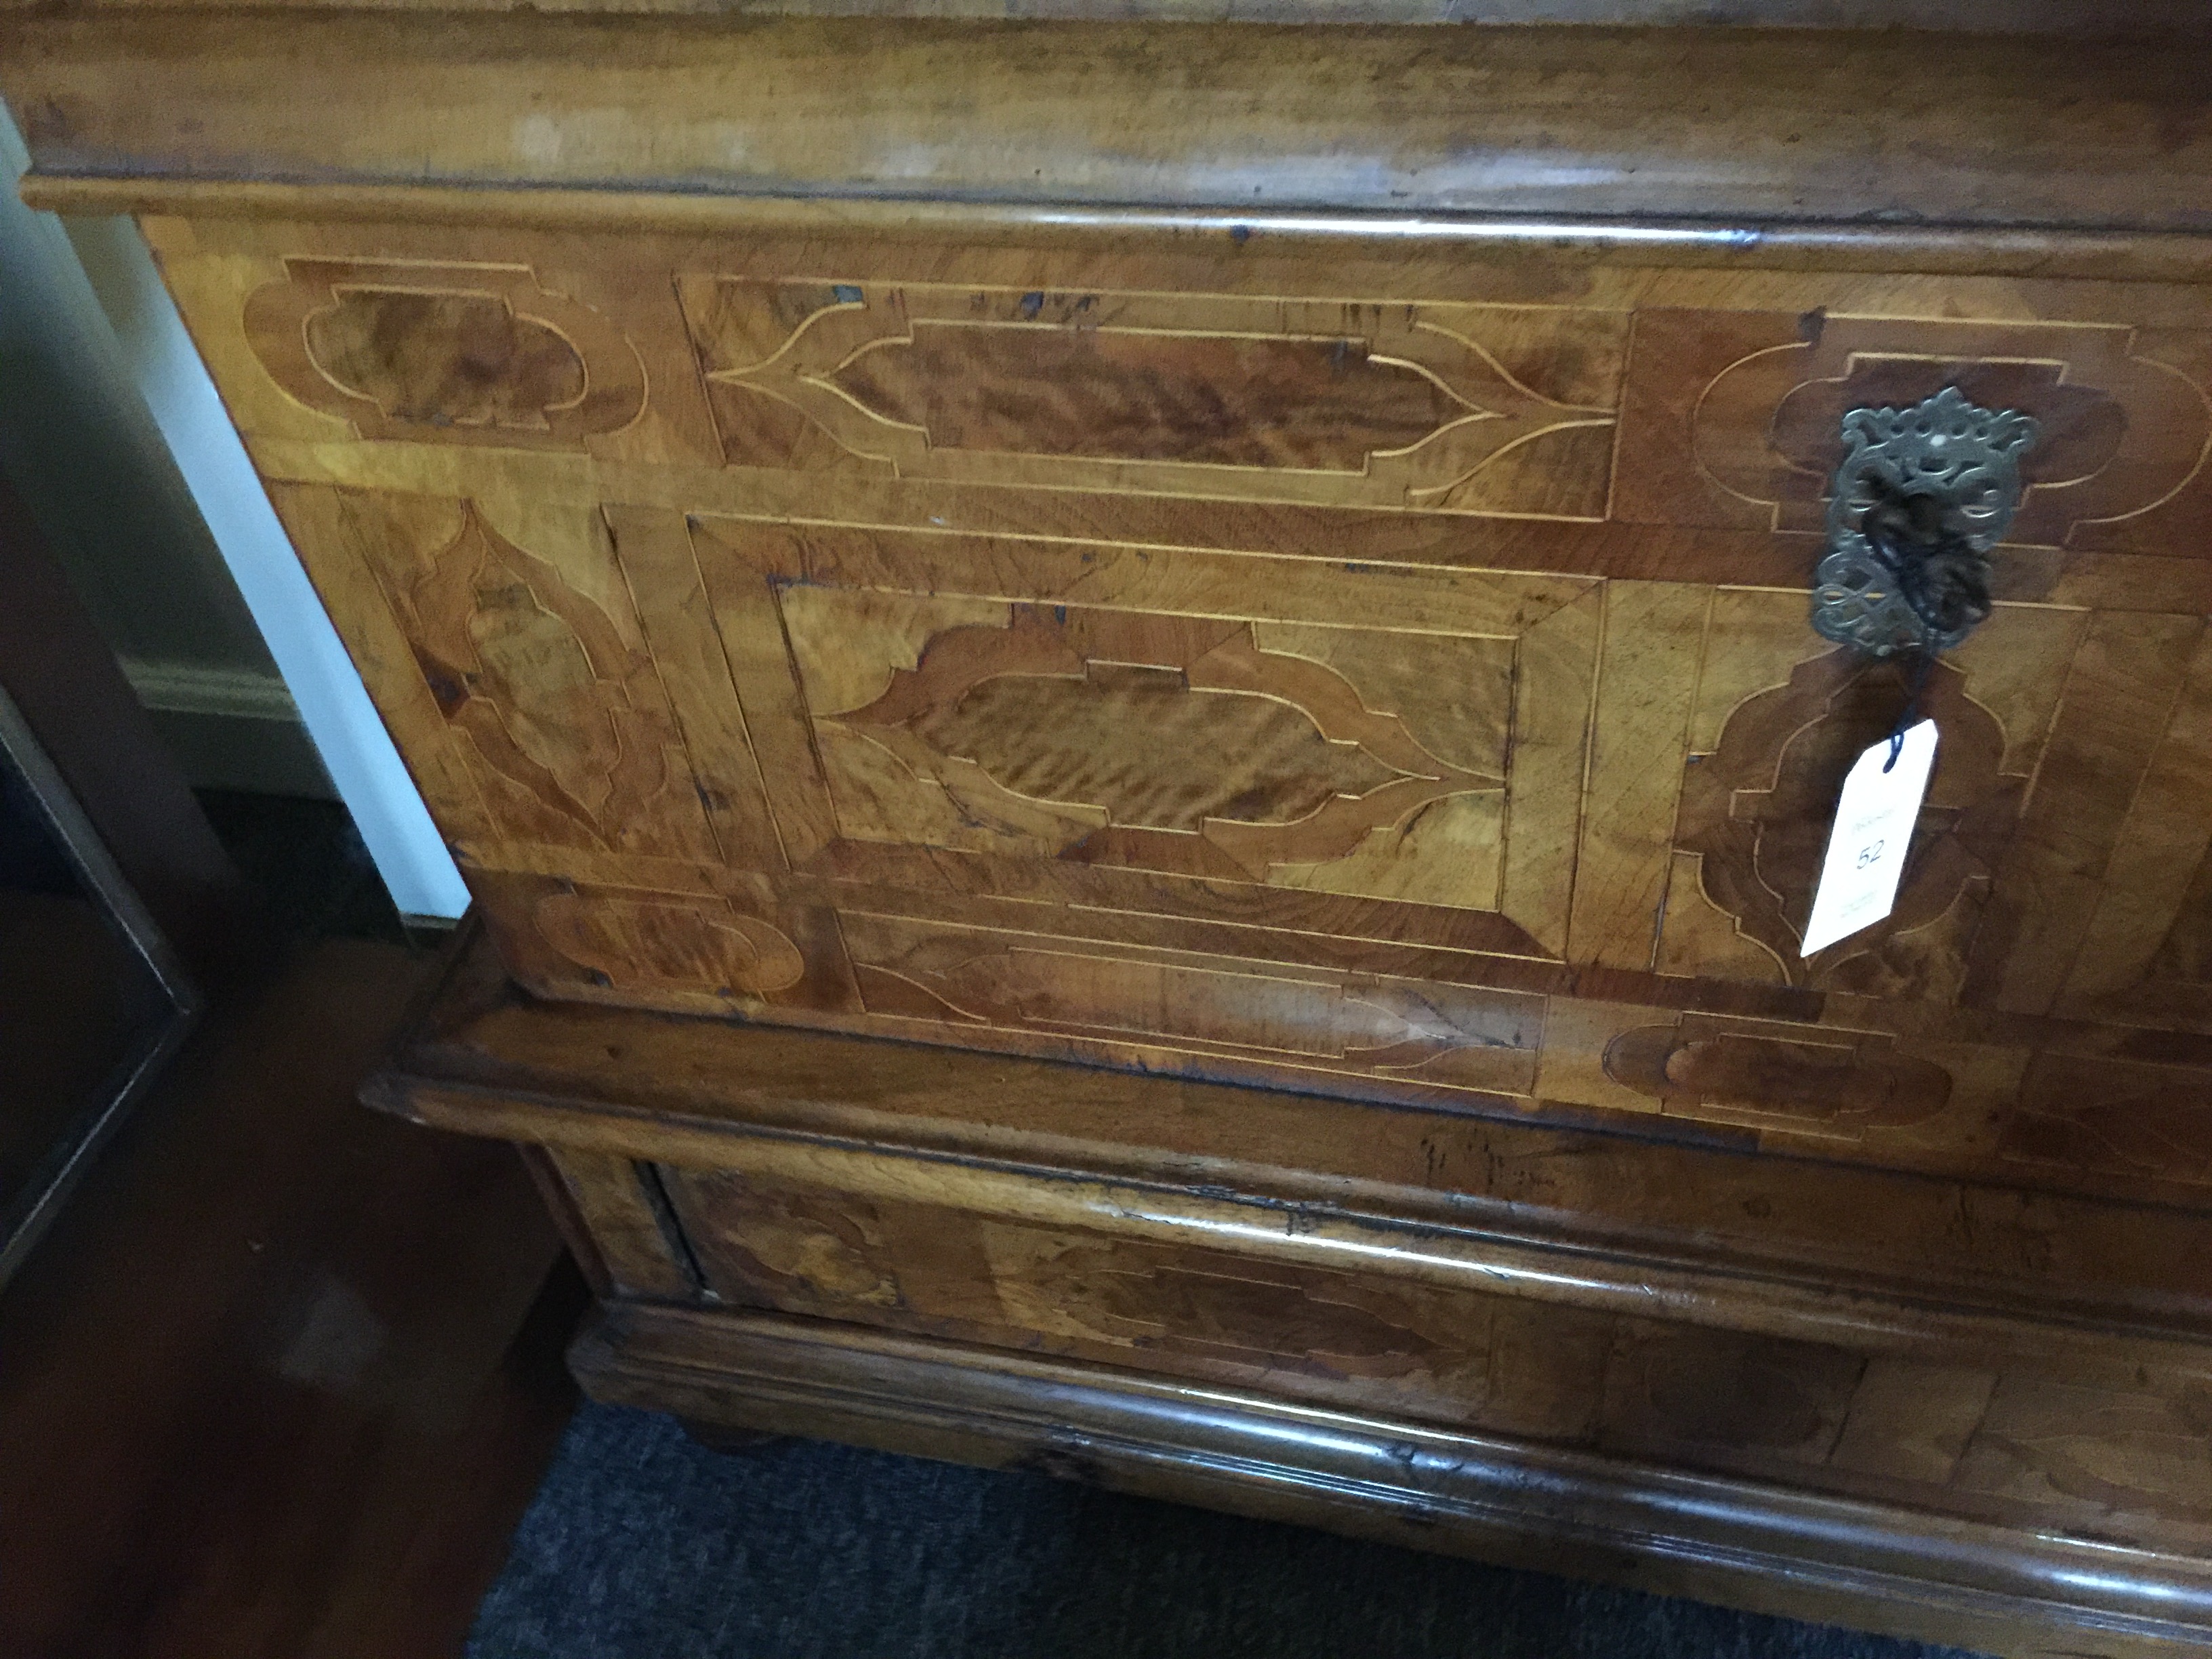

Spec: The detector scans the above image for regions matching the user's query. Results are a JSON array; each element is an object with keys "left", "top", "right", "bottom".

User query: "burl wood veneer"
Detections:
[{"left": 12, "top": 11, "right": 2212, "bottom": 1653}]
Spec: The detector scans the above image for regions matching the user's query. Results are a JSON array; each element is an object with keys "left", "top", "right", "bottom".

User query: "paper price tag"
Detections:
[{"left": 1801, "top": 719, "right": 1938, "bottom": 958}]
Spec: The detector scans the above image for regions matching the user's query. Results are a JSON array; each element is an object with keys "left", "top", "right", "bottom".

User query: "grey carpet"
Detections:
[{"left": 467, "top": 1404, "right": 1989, "bottom": 1659}]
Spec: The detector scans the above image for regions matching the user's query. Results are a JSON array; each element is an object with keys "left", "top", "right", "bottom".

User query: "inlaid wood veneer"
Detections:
[{"left": 16, "top": 13, "right": 2212, "bottom": 1654}]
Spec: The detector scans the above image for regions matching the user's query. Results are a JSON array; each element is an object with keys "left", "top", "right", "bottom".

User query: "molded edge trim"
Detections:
[
  {"left": 367, "top": 1069, "right": 2212, "bottom": 1382},
  {"left": 19, "top": 173, "right": 2212, "bottom": 284},
  {"left": 575, "top": 1302, "right": 2212, "bottom": 1656}
]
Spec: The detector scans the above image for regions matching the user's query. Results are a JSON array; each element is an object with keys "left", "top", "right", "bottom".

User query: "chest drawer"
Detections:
[
  {"left": 144, "top": 211, "right": 2212, "bottom": 1205},
  {"left": 636, "top": 1155, "right": 2212, "bottom": 1556}
]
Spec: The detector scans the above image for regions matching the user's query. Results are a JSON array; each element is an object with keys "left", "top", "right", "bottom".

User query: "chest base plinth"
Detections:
[{"left": 373, "top": 924, "right": 2212, "bottom": 1659}]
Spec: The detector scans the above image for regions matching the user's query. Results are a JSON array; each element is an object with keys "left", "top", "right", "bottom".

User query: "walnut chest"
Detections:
[{"left": 13, "top": 12, "right": 2212, "bottom": 1654}]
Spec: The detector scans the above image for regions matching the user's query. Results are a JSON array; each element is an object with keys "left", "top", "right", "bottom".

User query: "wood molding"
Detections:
[
  {"left": 369, "top": 935, "right": 2212, "bottom": 1655},
  {"left": 6, "top": 0, "right": 2211, "bottom": 27},
  {"left": 575, "top": 1302, "right": 2212, "bottom": 1659},
  {"left": 388, "top": 1065, "right": 2212, "bottom": 1380},
  {"left": 366, "top": 929, "right": 2212, "bottom": 1382},
  {"left": 16, "top": 175, "right": 2212, "bottom": 283},
  {"left": 8, "top": 15, "right": 2212, "bottom": 241}
]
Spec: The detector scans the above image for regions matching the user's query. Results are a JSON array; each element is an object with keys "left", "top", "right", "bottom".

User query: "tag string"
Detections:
[{"left": 1884, "top": 649, "right": 1938, "bottom": 773}]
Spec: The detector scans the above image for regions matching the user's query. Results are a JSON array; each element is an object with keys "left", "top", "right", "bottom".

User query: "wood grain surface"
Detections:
[
  {"left": 8, "top": 0, "right": 2211, "bottom": 25},
  {"left": 17, "top": 16, "right": 2212, "bottom": 1651},
  {"left": 375, "top": 924, "right": 2212, "bottom": 1658},
  {"left": 9, "top": 16, "right": 2212, "bottom": 230},
  {"left": 96, "top": 203, "right": 2212, "bottom": 1205},
  {"left": 0, "top": 940, "right": 573, "bottom": 1659}
]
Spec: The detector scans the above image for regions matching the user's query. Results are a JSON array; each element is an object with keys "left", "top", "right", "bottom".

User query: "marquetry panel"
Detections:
[
  {"left": 1999, "top": 1053, "right": 2212, "bottom": 1190},
  {"left": 1582, "top": 592, "right": 2100, "bottom": 1005},
  {"left": 1948, "top": 1374, "right": 2212, "bottom": 1529},
  {"left": 243, "top": 256, "right": 648, "bottom": 448},
  {"left": 841, "top": 912, "right": 1544, "bottom": 1097},
  {"left": 472, "top": 867, "right": 863, "bottom": 1021},
  {"left": 160, "top": 224, "right": 724, "bottom": 470},
  {"left": 1668, "top": 643, "right": 2024, "bottom": 998},
  {"left": 1614, "top": 312, "right": 2212, "bottom": 547},
  {"left": 264, "top": 464, "right": 2212, "bottom": 1194},
  {"left": 142, "top": 212, "right": 2212, "bottom": 1199},
  {"left": 268, "top": 485, "right": 723, "bottom": 865},
  {"left": 678, "top": 276, "right": 1627, "bottom": 516},
  {"left": 660, "top": 1166, "right": 2212, "bottom": 1550},
  {"left": 811, "top": 604, "right": 1505, "bottom": 887},
  {"left": 668, "top": 512, "right": 1597, "bottom": 968},
  {"left": 1599, "top": 1014, "right": 1954, "bottom": 1140}
]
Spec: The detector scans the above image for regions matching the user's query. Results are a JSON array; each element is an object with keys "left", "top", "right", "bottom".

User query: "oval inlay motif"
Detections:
[
  {"left": 915, "top": 661, "right": 1399, "bottom": 831},
  {"left": 689, "top": 276, "right": 1625, "bottom": 516},
  {"left": 306, "top": 289, "right": 586, "bottom": 431},
  {"left": 1678, "top": 313, "right": 2207, "bottom": 548},
  {"left": 836, "top": 605, "right": 1503, "bottom": 884},
  {"left": 1771, "top": 359, "right": 2123, "bottom": 496},
  {"left": 1601, "top": 1015, "right": 1951, "bottom": 1136},
  {"left": 245, "top": 258, "right": 647, "bottom": 448},
  {"left": 833, "top": 324, "right": 1475, "bottom": 471},
  {"left": 1674, "top": 649, "right": 2019, "bottom": 989}
]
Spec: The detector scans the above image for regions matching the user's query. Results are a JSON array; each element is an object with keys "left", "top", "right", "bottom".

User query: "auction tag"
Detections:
[{"left": 1801, "top": 719, "right": 1938, "bottom": 958}]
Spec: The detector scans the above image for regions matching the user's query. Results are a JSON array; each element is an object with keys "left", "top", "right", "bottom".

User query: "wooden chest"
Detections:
[{"left": 13, "top": 12, "right": 2212, "bottom": 1652}]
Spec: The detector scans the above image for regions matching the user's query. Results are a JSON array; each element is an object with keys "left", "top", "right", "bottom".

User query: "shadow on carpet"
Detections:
[{"left": 468, "top": 1405, "right": 1989, "bottom": 1659}]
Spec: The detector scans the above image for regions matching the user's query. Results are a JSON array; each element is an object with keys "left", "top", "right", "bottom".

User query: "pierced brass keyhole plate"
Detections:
[{"left": 1811, "top": 386, "right": 2039, "bottom": 658}]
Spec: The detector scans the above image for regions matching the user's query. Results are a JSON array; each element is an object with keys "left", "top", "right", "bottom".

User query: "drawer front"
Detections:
[
  {"left": 680, "top": 277, "right": 1629, "bottom": 518},
  {"left": 147, "top": 213, "right": 2212, "bottom": 1201},
  {"left": 657, "top": 1163, "right": 2212, "bottom": 1554}
]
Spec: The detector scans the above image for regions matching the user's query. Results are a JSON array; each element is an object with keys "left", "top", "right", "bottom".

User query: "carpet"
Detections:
[{"left": 467, "top": 1404, "right": 1988, "bottom": 1659}]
